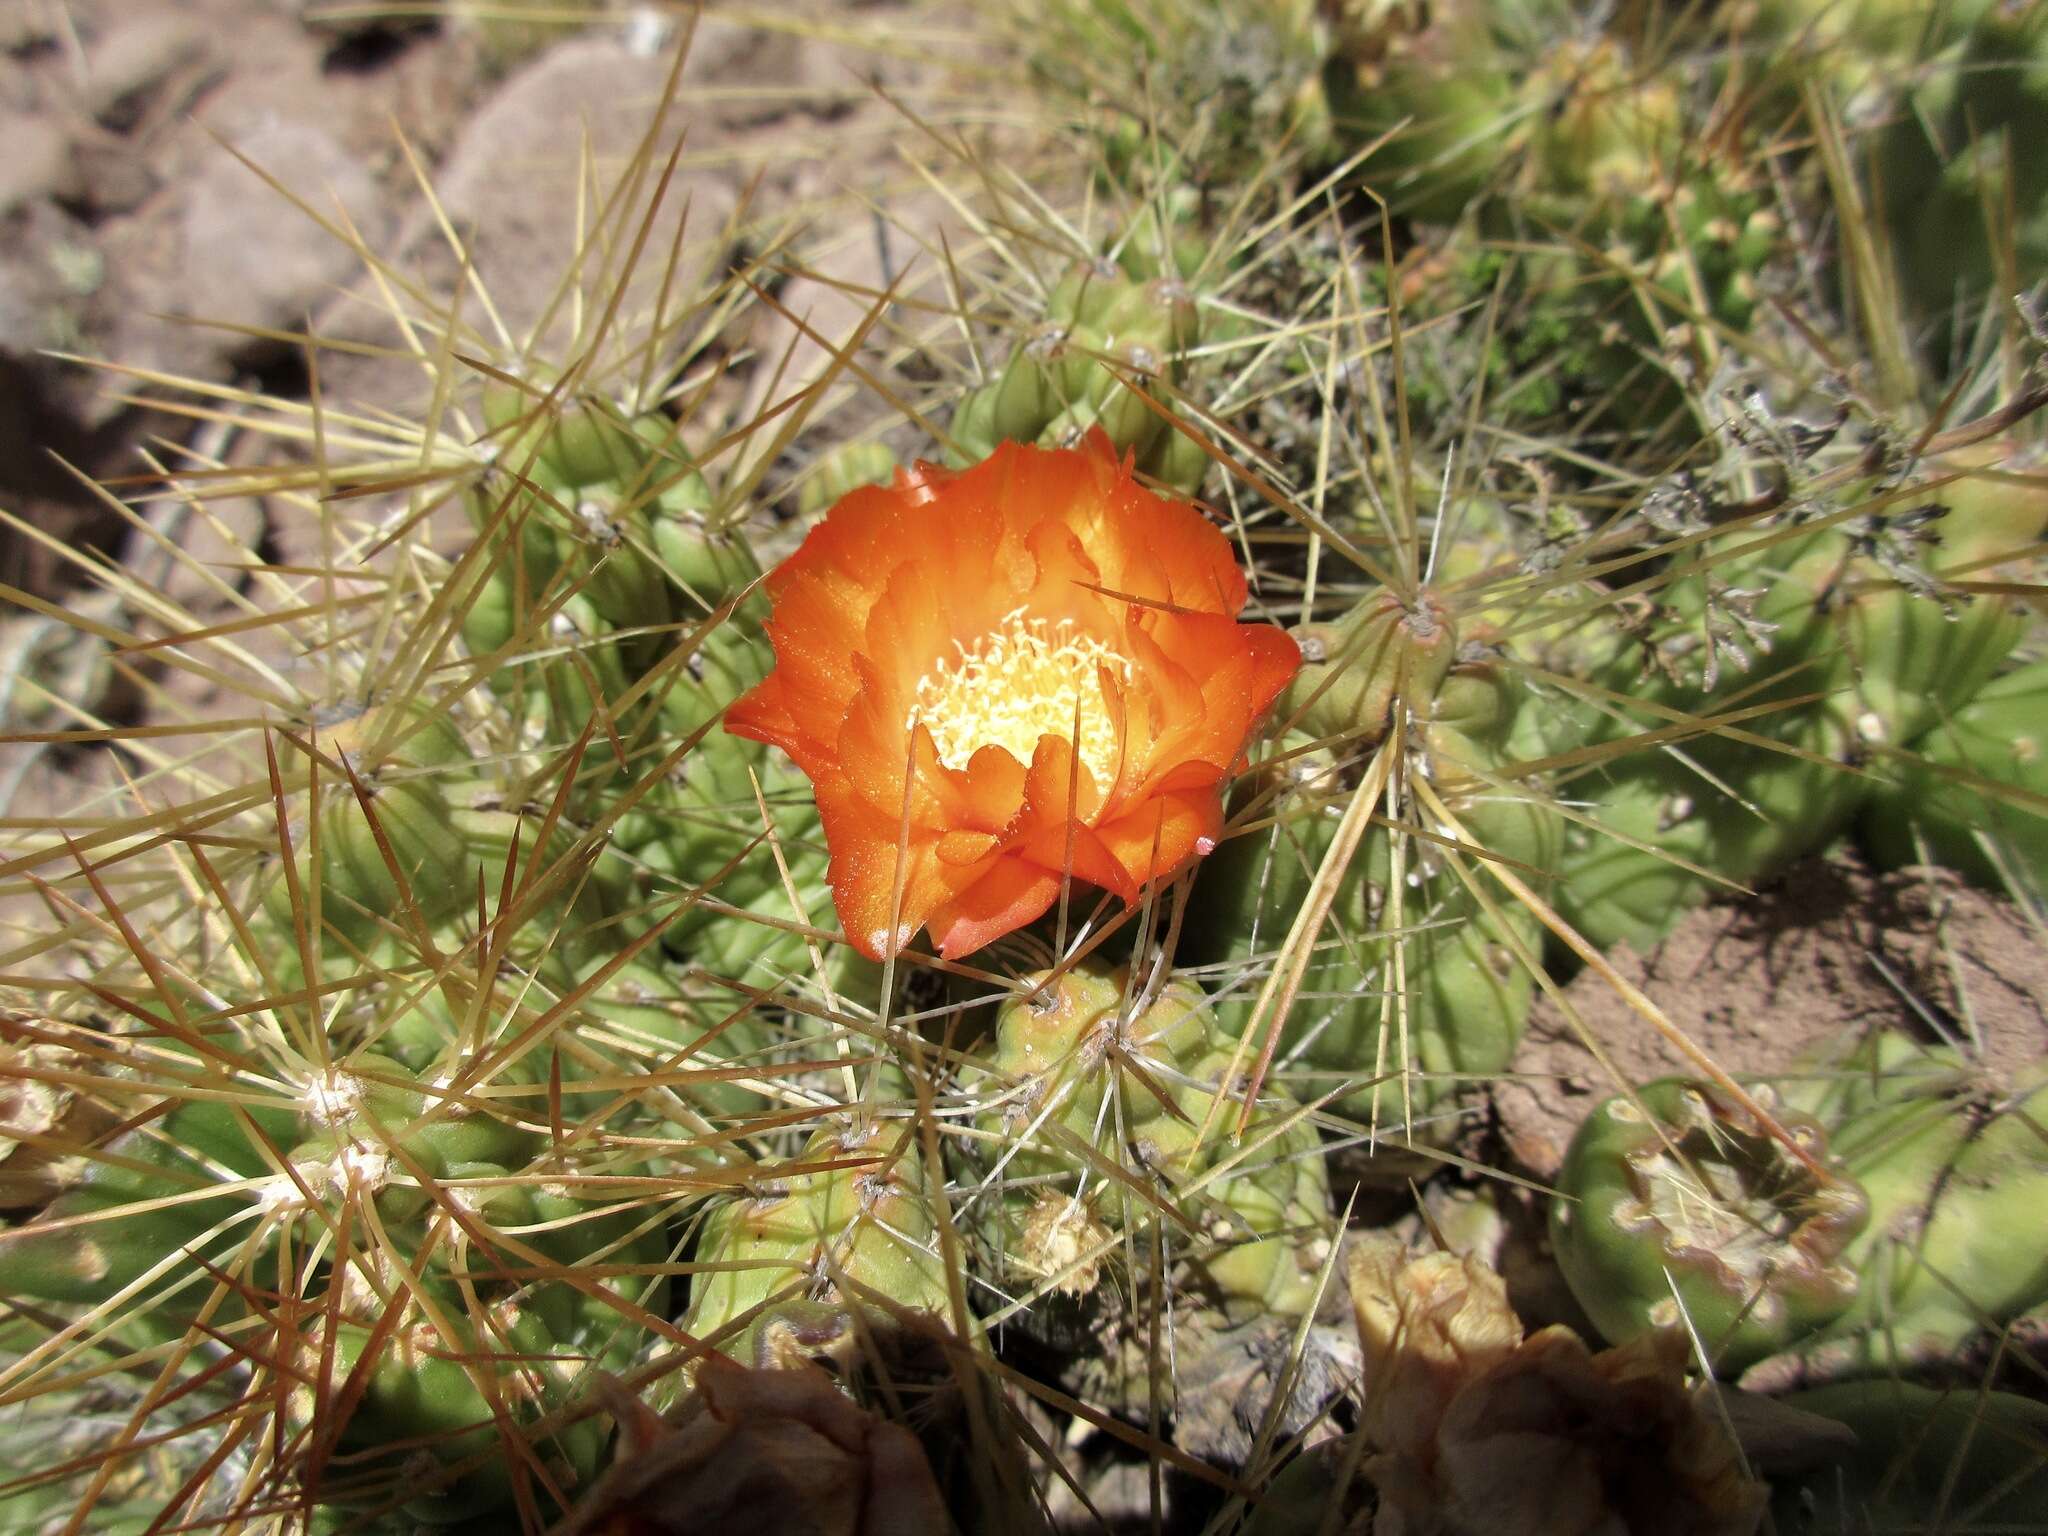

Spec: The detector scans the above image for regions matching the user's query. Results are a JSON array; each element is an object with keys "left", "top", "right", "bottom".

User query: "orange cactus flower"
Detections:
[{"left": 725, "top": 432, "right": 1300, "bottom": 962}]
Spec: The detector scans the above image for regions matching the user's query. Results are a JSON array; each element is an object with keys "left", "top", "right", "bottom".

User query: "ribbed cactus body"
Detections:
[
  {"left": 964, "top": 965, "right": 1334, "bottom": 1328},
  {"left": 1876, "top": 5, "right": 2048, "bottom": 343},
  {"left": 682, "top": 1117, "right": 950, "bottom": 1374},
  {"left": 1864, "top": 658, "right": 2048, "bottom": 892},
  {"left": 1549, "top": 1078, "right": 1868, "bottom": 1371},
  {"left": 1792, "top": 1071, "right": 2048, "bottom": 1375},
  {"left": 261, "top": 776, "right": 476, "bottom": 949},
  {"left": 1193, "top": 701, "right": 1558, "bottom": 1127},
  {"left": 950, "top": 257, "right": 1210, "bottom": 493},
  {"left": 1552, "top": 703, "right": 1860, "bottom": 954},
  {"left": 1551, "top": 499, "right": 2033, "bottom": 950},
  {"left": 0, "top": 1088, "right": 294, "bottom": 1311},
  {"left": 1280, "top": 588, "right": 1459, "bottom": 747},
  {"left": 1770, "top": 1383, "right": 2048, "bottom": 1530}
]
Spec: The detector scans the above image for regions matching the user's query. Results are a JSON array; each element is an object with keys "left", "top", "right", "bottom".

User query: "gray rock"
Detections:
[
  {"left": 81, "top": 14, "right": 215, "bottom": 128},
  {"left": 431, "top": 34, "right": 735, "bottom": 347},
  {"left": 177, "top": 111, "right": 381, "bottom": 336},
  {"left": 0, "top": 200, "right": 101, "bottom": 356},
  {"left": 0, "top": 4, "right": 59, "bottom": 54},
  {"left": 67, "top": 132, "right": 157, "bottom": 217},
  {"left": 310, "top": 32, "right": 738, "bottom": 416},
  {"left": 0, "top": 108, "right": 74, "bottom": 215},
  {"left": 79, "top": 97, "right": 388, "bottom": 429},
  {"left": 289, "top": 0, "right": 431, "bottom": 39}
]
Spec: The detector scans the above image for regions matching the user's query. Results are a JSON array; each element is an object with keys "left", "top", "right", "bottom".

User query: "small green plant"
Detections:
[{"left": 1, "top": 1, "right": 2044, "bottom": 1530}]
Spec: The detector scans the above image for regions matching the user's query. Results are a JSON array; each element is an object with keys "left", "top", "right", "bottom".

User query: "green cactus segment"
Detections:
[
  {"left": 1805, "top": 1071, "right": 2048, "bottom": 1373},
  {"left": 1771, "top": 1029, "right": 1970, "bottom": 1128},
  {"left": 1549, "top": 1079, "right": 1869, "bottom": 1372},
  {"left": 1731, "top": 1045, "right": 2048, "bottom": 1385},
  {"left": 1590, "top": 520, "right": 2006, "bottom": 742},
  {"left": 570, "top": 955, "right": 789, "bottom": 1122},
  {"left": 950, "top": 258, "right": 1211, "bottom": 493},
  {"left": 683, "top": 1117, "right": 950, "bottom": 1373},
  {"left": 1319, "top": 4, "right": 1782, "bottom": 444},
  {"left": 1048, "top": 1, "right": 1331, "bottom": 186},
  {"left": 1552, "top": 465, "right": 2039, "bottom": 950},
  {"left": 1877, "top": 5, "right": 2048, "bottom": 344},
  {"left": 642, "top": 618, "right": 775, "bottom": 755},
  {"left": 647, "top": 488, "right": 765, "bottom": 622},
  {"left": 482, "top": 370, "right": 663, "bottom": 494},
  {"left": 1192, "top": 710, "right": 1558, "bottom": 1126},
  {"left": 1551, "top": 705, "right": 1860, "bottom": 955},
  {"left": 447, "top": 377, "right": 861, "bottom": 1006},
  {"left": 1279, "top": 587, "right": 1458, "bottom": 746},
  {"left": 462, "top": 382, "right": 767, "bottom": 725},
  {"left": 1152, "top": 1045, "right": 1335, "bottom": 1323},
  {"left": 966, "top": 964, "right": 1334, "bottom": 1326},
  {"left": 1319, "top": 0, "right": 1550, "bottom": 224},
  {"left": 798, "top": 441, "right": 901, "bottom": 518},
  {"left": 1863, "top": 659, "right": 2048, "bottom": 893},
  {"left": 300, "top": 1282, "right": 615, "bottom": 1524},
  {"left": 0, "top": 1030, "right": 663, "bottom": 1522},
  {"left": 1770, "top": 1384, "right": 2048, "bottom": 1531},
  {"left": 0, "top": 1093, "right": 295, "bottom": 1307},
  {"left": 262, "top": 776, "right": 477, "bottom": 948}
]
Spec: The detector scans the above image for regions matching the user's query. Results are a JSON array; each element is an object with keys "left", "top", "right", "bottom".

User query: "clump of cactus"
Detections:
[
  {"left": 1, "top": 0, "right": 2046, "bottom": 1531},
  {"left": 1549, "top": 1077, "right": 1869, "bottom": 1374},
  {"left": 958, "top": 962, "right": 1335, "bottom": 1413},
  {"left": 1549, "top": 1036, "right": 2048, "bottom": 1396}
]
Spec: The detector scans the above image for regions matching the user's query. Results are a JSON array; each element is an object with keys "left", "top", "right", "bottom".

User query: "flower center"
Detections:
[{"left": 910, "top": 609, "right": 1131, "bottom": 782}]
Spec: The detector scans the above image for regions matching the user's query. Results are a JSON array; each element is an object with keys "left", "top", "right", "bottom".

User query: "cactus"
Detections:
[
  {"left": 682, "top": 1115, "right": 951, "bottom": 1376},
  {"left": 1863, "top": 658, "right": 2048, "bottom": 895},
  {"left": 1874, "top": 4, "right": 2048, "bottom": 350},
  {"left": 1776, "top": 1068, "right": 2048, "bottom": 1381},
  {"left": 963, "top": 964, "right": 1334, "bottom": 1330},
  {"left": 1549, "top": 1078, "right": 1869, "bottom": 1373},
  {"left": 3, "top": 2, "right": 2047, "bottom": 1530},
  {"left": 948, "top": 255, "right": 1212, "bottom": 493},
  {"left": 1191, "top": 626, "right": 1560, "bottom": 1132},
  {"left": 1550, "top": 1038, "right": 2048, "bottom": 1390},
  {"left": 0, "top": 1030, "right": 668, "bottom": 1524}
]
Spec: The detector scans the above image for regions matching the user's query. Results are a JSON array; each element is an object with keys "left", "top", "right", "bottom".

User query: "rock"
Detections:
[
  {"left": 0, "top": 109, "right": 74, "bottom": 214},
  {"left": 0, "top": 200, "right": 102, "bottom": 356},
  {"left": 67, "top": 133, "right": 157, "bottom": 217},
  {"left": 119, "top": 456, "right": 269, "bottom": 622},
  {"left": 430, "top": 34, "right": 735, "bottom": 345},
  {"left": 729, "top": 165, "right": 963, "bottom": 492},
  {"left": 0, "top": 6, "right": 58, "bottom": 53},
  {"left": 310, "top": 32, "right": 739, "bottom": 416},
  {"left": 90, "top": 98, "right": 389, "bottom": 408},
  {"left": 290, "top": 0, "right": 431, "bottom": 39},
  {"left": 177, "top": 112, "right": 381, "bottom": 335},
  {"left": 81, "top": 14, "right": 217, "bottom": 129}
]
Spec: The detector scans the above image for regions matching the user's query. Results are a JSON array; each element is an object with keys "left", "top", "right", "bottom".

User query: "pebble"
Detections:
[
  {"left": 0, "top": 109, "right": 74, "bottom": 215},
  {"left": 177, "top": 110, "right": 382, "bottom": 334},
  {"left": 81, "top": 14, "right": 215, "bottom": 128}
]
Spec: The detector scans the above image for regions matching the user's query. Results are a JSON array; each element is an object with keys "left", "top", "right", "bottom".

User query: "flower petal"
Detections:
[
  {"left": 724, "top": 435, "right": 1301, "bottom": 961},
  {"left": 926, "top": 858, "right": 1065, "bottom": 960}
]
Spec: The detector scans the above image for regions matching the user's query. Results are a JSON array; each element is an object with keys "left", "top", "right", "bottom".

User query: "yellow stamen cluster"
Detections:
[{"left": 911, "top": 609, "right": 1131, "bottom": 783}]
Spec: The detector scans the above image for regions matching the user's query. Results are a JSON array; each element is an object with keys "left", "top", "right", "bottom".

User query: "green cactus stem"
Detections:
[
  {"left": 682, "top": 1116, "right": 951, "bottom": 1376},
  {"left": 1279, "top": 587, "right": 1459, "bottom": 746},
  {"left": 1863, "top": 658, "right": 2048, "bottom": 894},
  {"left": 1550, "top": 1078, "right": 1869, "bottom": 1372},
  {"left": 964, "top": 964, "right": 1334, "bottom": 1329}
]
